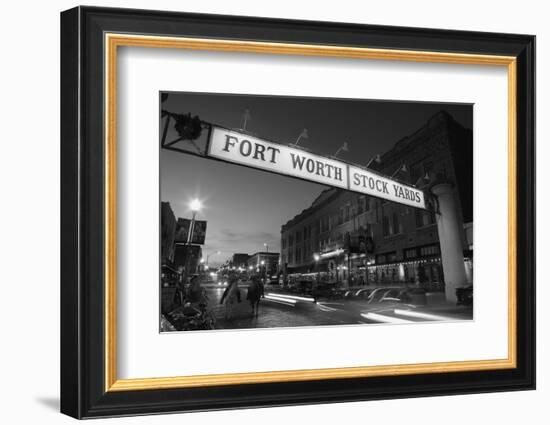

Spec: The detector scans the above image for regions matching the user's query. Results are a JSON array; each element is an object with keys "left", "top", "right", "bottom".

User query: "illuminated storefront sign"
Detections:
[{"left": 208, "top": 126, "right": 426, "bottom": 209}]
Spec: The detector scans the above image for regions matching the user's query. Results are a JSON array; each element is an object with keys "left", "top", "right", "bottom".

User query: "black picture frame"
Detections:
[{"left": 60, "top": 6, "right": 535, "bottom": 419}]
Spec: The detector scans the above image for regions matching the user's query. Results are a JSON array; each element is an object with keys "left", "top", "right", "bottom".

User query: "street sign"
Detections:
[
  {"left": 175, "top": 218, "right": 208, "bottom": 244},
  {"left": 206, "top": 126, "right": 427, "bottom": 209}
]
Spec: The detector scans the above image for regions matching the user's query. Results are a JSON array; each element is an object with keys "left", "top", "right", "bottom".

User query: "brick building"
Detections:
[
  {"left": 231, "top": 253, "right": 250, "bottom": 269},
  {"left": 280, "top": 111, "right": 473, "bottom": 290},
  {"left": 247, "top": 252, "right": 280, "bottom": 278}
]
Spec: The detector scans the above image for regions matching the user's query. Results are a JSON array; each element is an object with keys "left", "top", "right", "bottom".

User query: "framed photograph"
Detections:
[{"left": 60, "top": 6, "right": 535, "bottom": 419}]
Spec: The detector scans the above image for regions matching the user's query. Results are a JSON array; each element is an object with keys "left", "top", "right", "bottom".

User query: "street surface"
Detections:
[{"left": 203, "top": 285, "right": 473, "bottom": 330}]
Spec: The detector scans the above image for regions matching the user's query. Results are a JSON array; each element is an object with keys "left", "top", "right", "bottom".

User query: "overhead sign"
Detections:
[
  {"left": 207, "top": 127, "right": 426, "bottom": 209},
  {"left": 349, "top": 165, "right": 426, "bottom": 209},
  {"left": 208, "top": 127, "right": 348, "bottom": 189}
]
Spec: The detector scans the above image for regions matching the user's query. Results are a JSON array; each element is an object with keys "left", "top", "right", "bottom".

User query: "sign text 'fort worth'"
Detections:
[{"left": 208, "top": 127, "right": 426, "bottom": 209}]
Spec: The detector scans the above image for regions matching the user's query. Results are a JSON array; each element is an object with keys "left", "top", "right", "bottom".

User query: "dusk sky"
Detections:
[{"left": 160, "top": 92, "right": 472, "bottom": 266}]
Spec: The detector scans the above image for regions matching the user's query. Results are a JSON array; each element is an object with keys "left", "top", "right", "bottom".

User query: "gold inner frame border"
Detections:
[{"left": 104, "top": 33, "right": 517, "bottom": 392}]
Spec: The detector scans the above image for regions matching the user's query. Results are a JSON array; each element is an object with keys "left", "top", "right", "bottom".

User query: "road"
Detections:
[{"left": 203, "top": 285, "right": 473, "bottom": 330}]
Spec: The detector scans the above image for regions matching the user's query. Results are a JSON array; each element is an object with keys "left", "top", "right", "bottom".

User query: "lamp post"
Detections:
[
  {"left": 188, "top": 199, "right": 202, "bottom": 244},
  {"left": 186, "top": 199, "right": 201, "bottom": 275},
  {"left": 263, "top": 243, "right": 269, "bottom": 253},
  {"left": 206, "top": 250, "right": 221, "bottom": 266},
  {"left": 314, "top": 253, "right": 320, "bottom": 286}
]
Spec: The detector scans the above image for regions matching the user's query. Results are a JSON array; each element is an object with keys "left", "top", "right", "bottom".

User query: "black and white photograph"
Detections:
[{"left": 159, "top": 92, "right": 474, "bottom": 332}]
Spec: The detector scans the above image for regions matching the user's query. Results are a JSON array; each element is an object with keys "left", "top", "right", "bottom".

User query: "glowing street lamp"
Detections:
[
  {"left": 189, "top": 199, "right": 202, "bottom": 213},
  {"left": 187, "top": 198, "right": 202, "bottom": 244},
  {"left": 184, "top": 198, "right": 203, "bottom": 276},
  {"left": 314, "top": 253, "right": 321, "bottom": 284}
]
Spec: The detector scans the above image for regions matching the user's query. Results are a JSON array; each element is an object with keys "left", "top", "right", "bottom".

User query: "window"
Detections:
[
  {"left": 357, "top": 197, "right": 364, "bottom": 214},
  {"left": 392, "top": 212, "right": 401, "bottom": 234},
  {"left": 366, "top": 223, "right": 373, "bottom": 237},
  {"left": 383, "top": 215, "right": 390, "bottom": 236},
  {"left": 416, "top": 210, "right": 436, "bottom": 228},
  {"left": 281, "top": 238, "right": 287, "bottom": 249},
  {"left": 295, "top": 247, "right": 302, "bottom": 263},
  {"left": 344, "top": 204, "right": 350, "bottom": 222},
  {"left": 289, "top": 234, "right": 294, "bottom": 246},
  {"left": 405, "top": 248, "right": 417, "bottom": 259},
  {"left": 415, "top": 210, "right": 423, "bottom": 228},
  {"left": 420, "top": 245, "right": 440, "bottom": 256},
  {"left": 320, "top": 216, "right": 330, "bottom": 233},
  {"left": 337, "top": 209, "right": 344, "bottom": 225},
  {"left": 383, "top": 211, "right": 402, "bottom": 236}
]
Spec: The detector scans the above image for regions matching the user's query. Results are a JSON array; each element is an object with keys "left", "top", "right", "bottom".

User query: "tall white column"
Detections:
[{"left": 431, "top": 183, "right": 467, "bottom": 302}]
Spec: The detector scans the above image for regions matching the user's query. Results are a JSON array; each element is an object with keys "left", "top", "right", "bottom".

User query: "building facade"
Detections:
[
  {"left": 160, "top": 202, "right": 177, "bottom": 264},
  {"left": 280, "top": 111, "right": 473, "bottom": 290},
  {"left": 247, "top": 252, "right": 280, "bottom": 278},
  {"left": 231, "top": 253, "right": 250, "bottom": 269}
]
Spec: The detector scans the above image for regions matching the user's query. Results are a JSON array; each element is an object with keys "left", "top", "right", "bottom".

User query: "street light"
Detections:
[
  {"left": 206, "top": 250, "right": 221, "bottom": 265},
  {"left": 314, "top": 254, "right": 320, "bottom": 285},
  {"left": 263, "top": 243, "right": 269, "bottom": 253},
  {"left": 187, "top": 198, "right": 202, "bottom": 244},
  {"left": 184, "top": 198, "right": 202, "bottom": 276},
  {"left": 189, "top": 199, "right": 202, "bottom": 213},
  {"left": 260, "top": 260, "right": 267, "bottom": 284}
]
